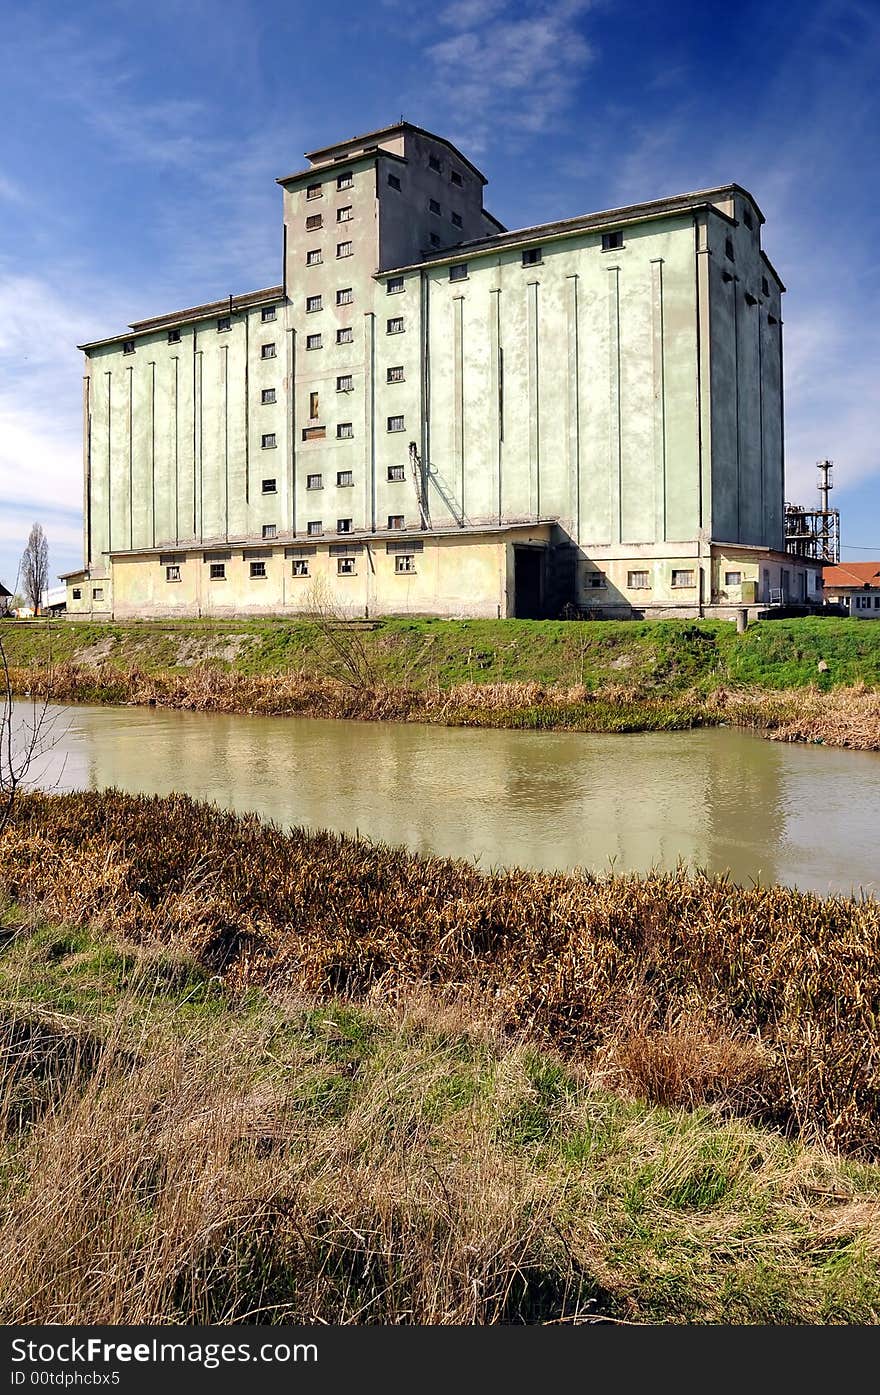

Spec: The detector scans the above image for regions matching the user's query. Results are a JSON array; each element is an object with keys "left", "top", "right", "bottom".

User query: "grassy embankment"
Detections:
[
  {"left": 2, "top": 789, "right": 880, "bottom": 1324},
  {"left": 5, "top": 615, "right": 880, "bottom": 747}
]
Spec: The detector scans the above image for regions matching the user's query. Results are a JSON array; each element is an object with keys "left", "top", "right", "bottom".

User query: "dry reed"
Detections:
[{"left": 3, "top": 790, "right": 880, "bottom": 1155}]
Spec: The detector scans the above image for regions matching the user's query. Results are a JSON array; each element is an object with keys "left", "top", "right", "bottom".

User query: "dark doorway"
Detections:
[{"left": 513, "top": 547, "right": 543, "bottom": 618}]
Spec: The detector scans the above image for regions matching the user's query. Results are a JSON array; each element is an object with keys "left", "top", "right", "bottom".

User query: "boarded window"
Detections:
[
  {"left": 387, "top": 514, "right": 404, "bottom": 530},
  {"left": 627, "top": 570, "right": 650, "bottom": 589},
  {"left": 302, "top": 426, "right": 325, "bottom": 441}
]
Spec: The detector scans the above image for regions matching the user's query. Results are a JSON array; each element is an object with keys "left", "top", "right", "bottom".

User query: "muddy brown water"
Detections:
[{"left": 11, "top": 701, "right": 880, "bottom": 895}]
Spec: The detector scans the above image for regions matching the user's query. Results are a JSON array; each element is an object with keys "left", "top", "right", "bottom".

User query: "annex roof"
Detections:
[
  {"left": 295, "top": 121, "right": 488, "bottom": 186},
  {"left": 822, "top": 562, "right": 880, "bottom": 589},
  {"left": 78, "top": 285, "right": 284, "bottom": 351},
  {"left": 379, "top": 183, "right": 770, "bottom": 277}
]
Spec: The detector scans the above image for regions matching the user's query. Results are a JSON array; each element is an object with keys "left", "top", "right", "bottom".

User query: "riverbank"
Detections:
[
  {"left": 4, "top": 790, "right": 880, "bottom": 1156},
  {"left": 6, "top": 616, "right": 880, "bottom": 748},
  {"left": 5, "top": 913, "right": 880, "bottom": 1324}
]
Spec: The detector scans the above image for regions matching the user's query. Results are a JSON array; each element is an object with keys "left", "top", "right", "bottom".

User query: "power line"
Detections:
[{"left": 841, "top": 544, "right": 880, "bottom": 552}]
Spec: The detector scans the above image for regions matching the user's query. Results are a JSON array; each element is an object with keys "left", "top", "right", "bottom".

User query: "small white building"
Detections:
[{"left": 822, "top": 563, "right": 880, "bottom": 617}]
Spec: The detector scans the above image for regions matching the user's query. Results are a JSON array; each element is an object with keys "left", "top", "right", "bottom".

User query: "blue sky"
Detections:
[{"left": 1, "top": 0, "right": 878, "bottom": 591}]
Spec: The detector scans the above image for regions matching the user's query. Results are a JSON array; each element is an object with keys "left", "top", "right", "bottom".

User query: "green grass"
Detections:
[
  {"left": 1, "top": 907, "right": 879, "bottom": 1323},
  {"left": 7, "top": 614, "right": 880, "bottom": 694}
]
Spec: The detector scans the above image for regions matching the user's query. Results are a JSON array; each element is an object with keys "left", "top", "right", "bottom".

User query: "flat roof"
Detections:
[
  {"left": 107, "top": 520, "right": 558, "bottom": 559},
  {"left": 79, "top": 285, "right": 284, "bottom": 351},
  {"left": 378, "top": 183, "right": 767, "bottom": 277}
]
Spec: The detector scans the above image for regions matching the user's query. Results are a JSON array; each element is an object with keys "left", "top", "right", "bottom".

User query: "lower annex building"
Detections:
[{"left": 65, "top": 121, "right": 822, "bottom": 621}]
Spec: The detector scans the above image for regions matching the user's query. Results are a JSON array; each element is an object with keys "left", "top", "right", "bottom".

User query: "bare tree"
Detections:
[
  {"left": 21, "top": 523, "right": 49, "bottom": 615},
  {"left": 303, "top": 576, "right": 378, "bottom": 689},
  {"left": 0, "top": 624, "right": 60, "bottom": 842}
]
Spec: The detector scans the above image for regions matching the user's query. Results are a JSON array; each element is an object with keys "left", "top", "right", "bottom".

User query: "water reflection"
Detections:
[{"left": 10, "top": 701, "right": 880, "bottom": 895}]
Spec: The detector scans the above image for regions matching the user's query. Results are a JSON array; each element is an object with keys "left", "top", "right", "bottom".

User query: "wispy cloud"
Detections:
[{"left": 425, "top": 0, "right": 595, "bottom": 152}]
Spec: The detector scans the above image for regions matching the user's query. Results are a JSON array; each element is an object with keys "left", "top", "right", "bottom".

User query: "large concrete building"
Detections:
[{"left": 65, "top": 121, "right": 822, "bottom": 620}]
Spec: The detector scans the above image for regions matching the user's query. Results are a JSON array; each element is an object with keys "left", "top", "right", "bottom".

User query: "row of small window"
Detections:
[
  {"left": 305, "top": 205, "right": 354, "bottom": 231},
  {"left": 201, "top": 555, "right": 416, "bottom": 580},
  {"left": 71, "top": 587, "right": 103, "bottom": 601},
  {"left": 852, "top": 595, "right": 880, "bottom": 610},
  {"left": 585, "top": 568, "right": 703, "bottom": 590},
  {"left": 304, "top": 319, "right": 404, "bottom": 347},
  {"left": 306, "top": 242, "right": 353, "bottom": 263},
  {"left": 299, "top": 465, "right": 410, "bottom": 488},
  {"left": 122, "top": 306, "right": 277, "bottom": 355},
  {"left": 298, "top": 415, "right": 405, "bottom": 444}
]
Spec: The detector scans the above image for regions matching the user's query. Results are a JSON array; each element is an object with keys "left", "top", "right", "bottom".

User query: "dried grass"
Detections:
[{"left": 4, "top": 790, "right": 880, "bottom": 1155}]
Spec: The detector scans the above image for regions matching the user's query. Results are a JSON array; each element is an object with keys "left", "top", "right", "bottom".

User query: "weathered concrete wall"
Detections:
[{"left": 108, "top": 526, "right": 553, "bottom": 620}]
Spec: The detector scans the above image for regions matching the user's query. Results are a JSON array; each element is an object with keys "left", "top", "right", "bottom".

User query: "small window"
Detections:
[
  {"left": 388, "top": 514, "right": 404, "bottom": 530},
  {"left": 72, "top": 587, "right": 81, "bottom": 600},
  {"left": 167, "top": 327, "right": 181, "bottom": 344},
  {"left": 337, "top": 374, "right": 353, "bottom": 392},
  {"left": 337, "top": 518, "right": 352, "bottom": 533},
  {"left": 387, "top": 316, "right": 404, "bottom": 334},
  {"left": 725, "top": 237, "right": 735, "bottom": 262},
  {"left": 742, "top": 206, "right": 753, "bottom": 230},
  {"left": 306, "top": 183, "right": 322, "bottom": 200},
  {"left": 387, "top": 276, "right": 404, "bottom": 294},
  {"left": 122, "top": 340, "right": 135, "bottom": 355},
  {"left": 250, "top": 560, "right": 267, "bottom": 578},
  {"left": 261, "top": 387, "right": 276, "bottom": 404},
  {"left": 429, "top": 154, "right": 442, "bottom": 173},
  {"left": 395, "top": 554, "right": 416, "bottom": 574},
  {"left": 336, "top": 287, "right": 353, "bottom": 305},
  {"left": 209, "top": 563, "right": 225, "bottom": 581},
  {"left": 522, "top": 247, "right": 541, "bottom": 266},
  {"left": 262, "top": 478, "right": 277, "bottom": 493},
  {"left": 302, "top": 426, "right": 326, "bottom": 441},
  {"left": 337, "top": 470, "right": 353, "bottom": 487},
  {"left": 292, "top": 559, "right": 309, "bottom": 577},
  {"left": 92, "top": 587, "right": 104, "bottom": 601},
  {"left": 337, "top": 170, "right": 353, "bottom": 190},
  {"left": 451, "top": 212, "right": 463, "bottom": 229},
  {"left": 217, "top": 315, "right": 231, "bottom": 332},
  {"left": 430, "top": 233, "right": 442, "bottom": 248},
  {"left": 584, "top": 571, "right": 605, "bottom": 589},
  {"left": 337, "top": 556, "right": 355, "bottom": 575},
  {"left": 306, "top": 333, "right": 322, "bottom": 350},
  {"left": 387, "top": 365, "right": 404, "bottom": 383},
  {"left": 165, "top": 564, "right": 181, "bottom": 583},
  {"left": 307, "top": 473, "right": 322, "bottom": 489},
  {"left": 337, "top": 205, "right": 353, "bottom": 222},
  {"left": 627, "top": 570, "right": 650, "bottom": 589},
  {"left": 724, "top": 571, "right": 742, "bottom": 586},
  {"left": 429, "top": 198, "right": 441, "bottom": 215},
  {"left": 387, "top": 415, "right": 404, "bottom": 432},
  {"left": 309, "top": 390, "right": 319, "bottom": 419},
  {"left": 336, "top": 327, "right": 353, "bottom": 344},
  {"left": 307, "top": 520, "right": 323, "bottom": 535},
  {"left": 261, "top": 432, "right": 276, "bottom": 449},
  {"left": 306, "top": 295, "right": 322, "bottom": 313},
  {"left": 261, "top": 343, "right": 276, "bottom": 358},
  {"left": 672, "top": 569, "right": 695, "bottom": 588},
  {"left": 449, "top": 263, "right": 467, "bottom": 281},
  {"left": 337, "top": 241, "right": 353, "bottom": 258},
  {"left": 261, "top": 306, "right": 276, "bottom": 322},
  {"left": 762, "top": 276, "right": 770, "bottom": 296},
  {"left": 450, "top": 170, "right": 463, "bottom": 187},
  {"left": 388, "top": 173, "right": 401, "bottom": 191},
  {"left": 306, "top": 248, "right": 322, "bottom": 265},
  {"left": 387, "top": 464, "right": 405, "bottom": 481},
  {"left": 262, "top": 524, "right": 277, "bottom": 539},
  {"left": 305, "top": 213, "right": 323, "bottom": 230},
  {"left": 337, "top": 422, "right": 354, "bottom": 439},
  {"left": 601, "top": 231, "right": 623, "bottom": 252}
]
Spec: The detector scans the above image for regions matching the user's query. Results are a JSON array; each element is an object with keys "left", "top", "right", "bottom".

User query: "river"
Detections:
[{"left": 10, "top": 700, "right": 880, "bottom": 895}]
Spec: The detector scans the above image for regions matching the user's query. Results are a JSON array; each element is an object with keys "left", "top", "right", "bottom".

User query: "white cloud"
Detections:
[{"left": 425, "top": 1, "right": 595, "bottom": 151}]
